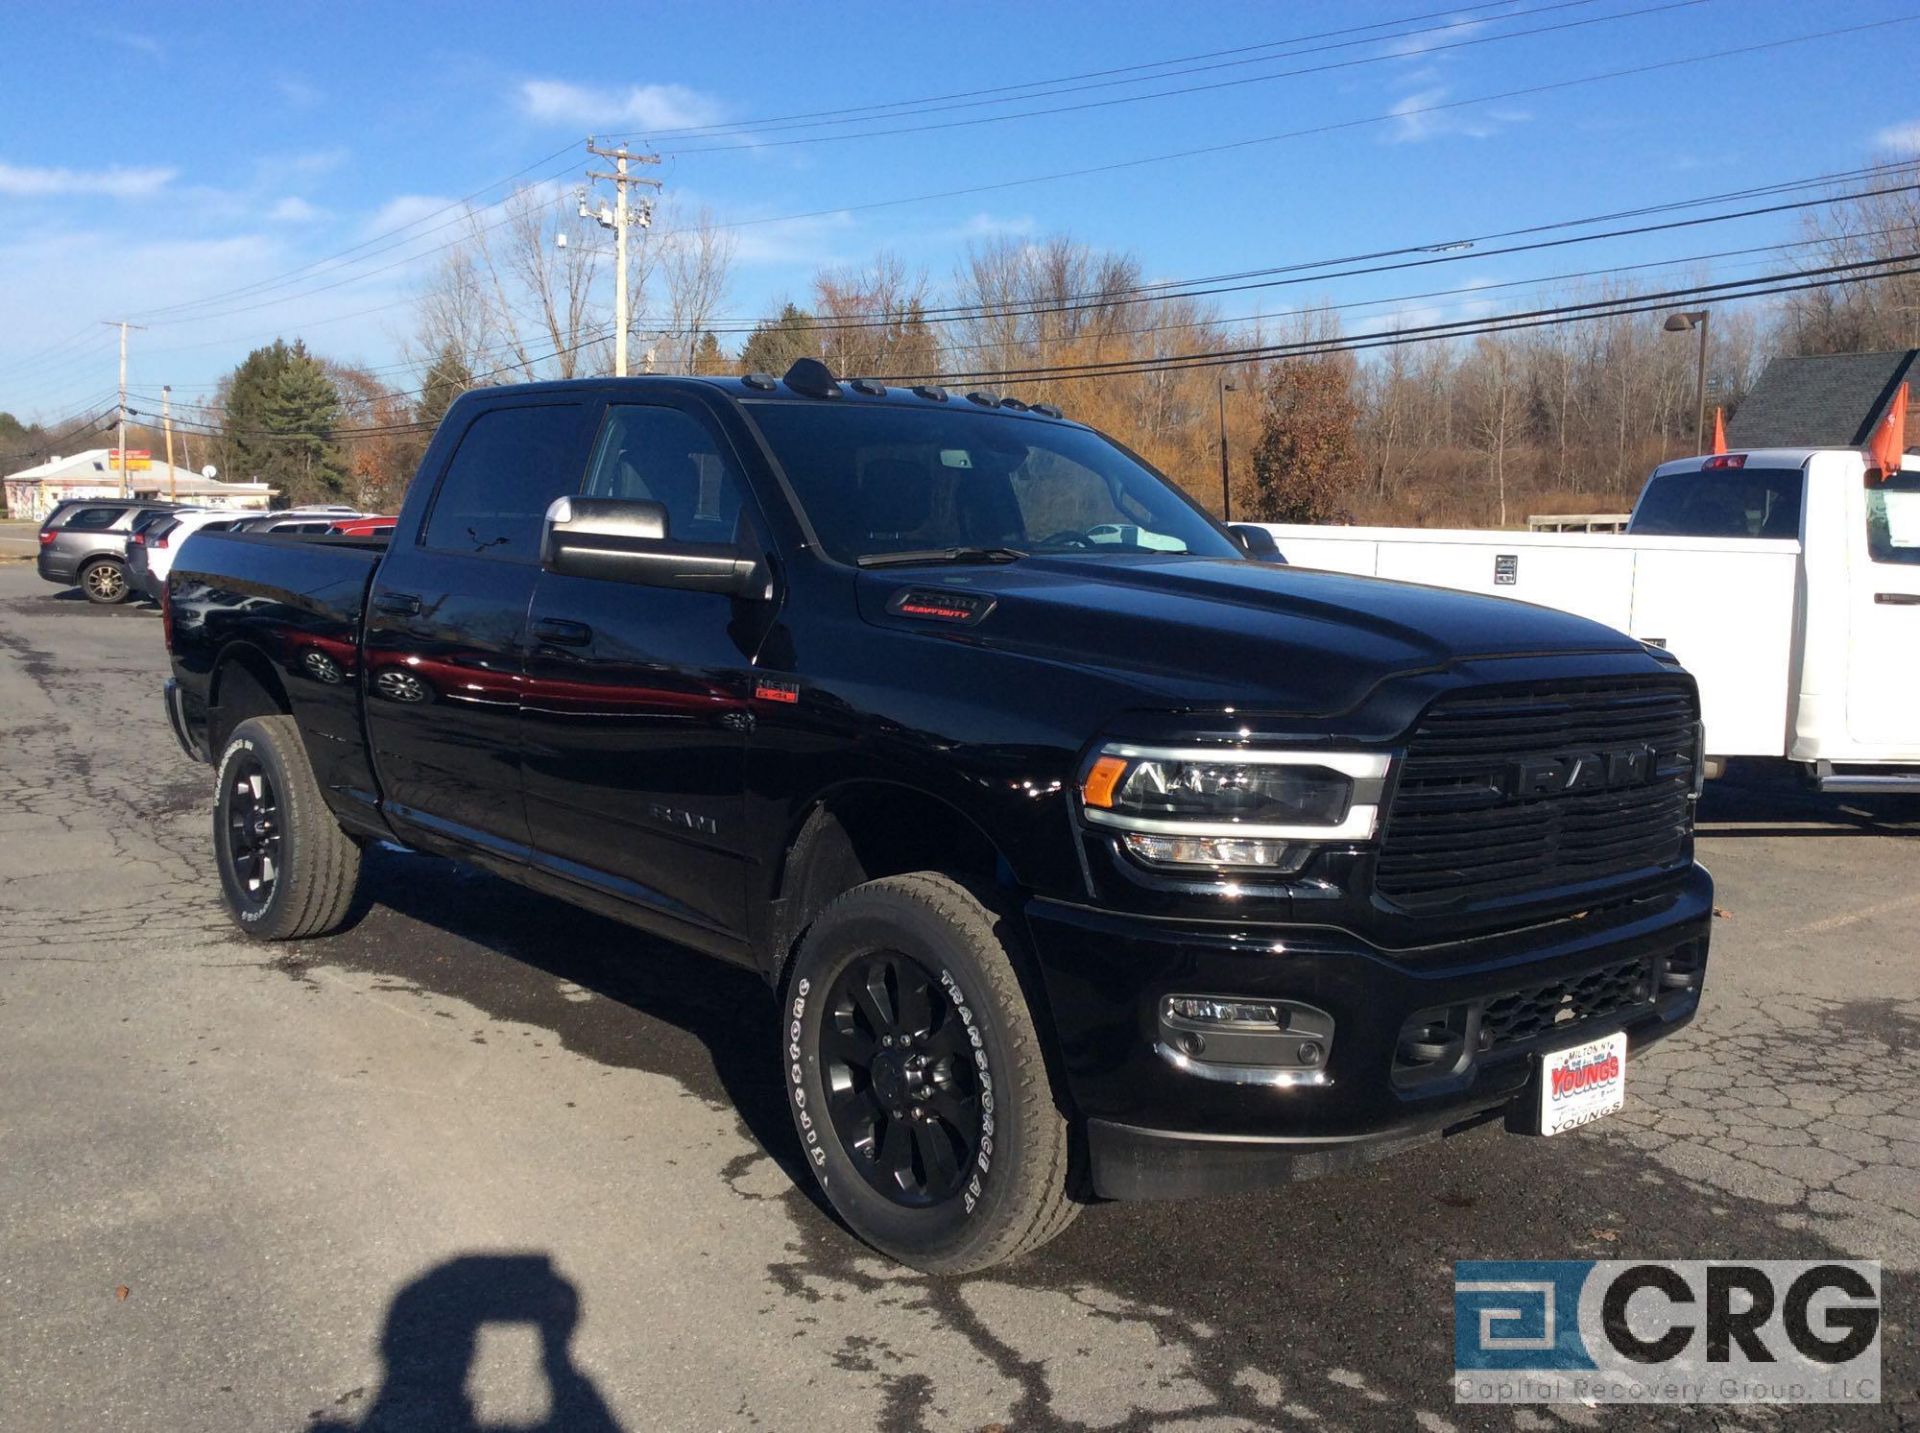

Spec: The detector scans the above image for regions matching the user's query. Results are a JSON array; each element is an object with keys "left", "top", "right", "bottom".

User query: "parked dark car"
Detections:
[
  {"left": 161, "top": 362, "right": 1712, "bottom": 1272},
  {"left": 37, "top": 498, "right": 184, "bottom": 603}
]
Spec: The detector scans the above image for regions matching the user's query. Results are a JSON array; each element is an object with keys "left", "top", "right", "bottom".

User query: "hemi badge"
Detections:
[{"left": 754, "top": 679, "right": 801, "bottom": 704}]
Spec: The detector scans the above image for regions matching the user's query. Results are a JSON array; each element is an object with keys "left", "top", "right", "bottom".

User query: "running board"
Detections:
[{"left": 1814, "top": 761, "right": 1920, "bottom": 793}]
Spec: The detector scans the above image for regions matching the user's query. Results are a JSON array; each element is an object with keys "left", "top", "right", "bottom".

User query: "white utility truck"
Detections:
[{"left": 1260, "top": 448, "right": 1920, "bottom": 791}]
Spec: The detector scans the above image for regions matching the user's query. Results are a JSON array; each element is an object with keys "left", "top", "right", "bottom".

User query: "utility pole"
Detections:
[
  {"left": 584, "top": 139, "right": 661, "bottom": 378},
  {"left": 162, "top": 385, "right": 176, "bottom": 500},
  {"left": 1663, "top": 309, "right": 1710, "bottom": 453},
  {"left": 102, "top": 319, "right": 147, "bottom": 497},
  {"left": 1217, "top": 376, "right": 1237, "bottom": 522}
]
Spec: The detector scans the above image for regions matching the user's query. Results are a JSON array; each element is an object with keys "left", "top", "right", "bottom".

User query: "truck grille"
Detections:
[{"left": 1376, "top": 679, "right": 1698, "bottom": 913}]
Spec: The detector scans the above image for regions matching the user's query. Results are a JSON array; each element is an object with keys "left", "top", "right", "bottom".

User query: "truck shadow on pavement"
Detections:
[
  {"left": 288, "top": 844, "right": 1915, "bottom": 1429},
  {"left": 307, "top": 1253, "right": 623, "bottom": 1433}
]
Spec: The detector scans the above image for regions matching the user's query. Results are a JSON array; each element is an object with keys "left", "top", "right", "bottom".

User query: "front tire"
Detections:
[
  {"left": 213, "top": 715, "right": 362, "bottom": 940},
  {"left": 80, "top": 558, "right": 131, "bottom": 604},
  {"left": 784, "top": 873, "right": 1079, "bottom": 1273}
]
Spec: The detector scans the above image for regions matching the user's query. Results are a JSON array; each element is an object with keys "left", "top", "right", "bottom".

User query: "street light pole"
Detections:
[
  {"left": 1217, "top": 377, "right": 1237, "bottom": 522},
  {"left": 1664, "top": 309, "right": 1710, "bottom": 453}
]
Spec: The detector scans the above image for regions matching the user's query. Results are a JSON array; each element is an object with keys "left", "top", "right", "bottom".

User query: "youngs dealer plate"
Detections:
[{"left": 1539, "top": 1031, "right": 1626, "bottom": 1136}]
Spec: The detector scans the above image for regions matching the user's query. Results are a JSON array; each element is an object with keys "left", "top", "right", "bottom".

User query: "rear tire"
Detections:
[
  {"left": 80, "top": 558, "right": 130, "bottom": 605},
  {"left": 783, "top": 873, "right": 1079, "bottom": 1273},
  {"left": 213, "top": 715, "right": 362, "bottom": 940}
]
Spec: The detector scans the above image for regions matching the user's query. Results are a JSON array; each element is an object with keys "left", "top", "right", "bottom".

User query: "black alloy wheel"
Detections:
[
  {"left": 223, "top": 752, "right": 282, "bottom": 910},
  {"left": 822, "top": 950, "right": 983, "bottom": 1207}
]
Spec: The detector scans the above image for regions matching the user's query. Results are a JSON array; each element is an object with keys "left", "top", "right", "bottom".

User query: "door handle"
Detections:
[
  {"left": 533, "top": 617, "right": 593, "bottom": 646},
  {"left": 374, "top": 591, "right": 421, "bottom": 616},
  {"left": 1873, "top": 592, "right": 1920, "bottom": 605}
]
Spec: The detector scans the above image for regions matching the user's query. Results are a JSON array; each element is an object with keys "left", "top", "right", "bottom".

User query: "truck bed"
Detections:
[
  {"left": 166, "top": 528, "right": 387, "bottom": 819},
  {"left": 1260, "top": 524, "right": 1800, "bottom": 758}
]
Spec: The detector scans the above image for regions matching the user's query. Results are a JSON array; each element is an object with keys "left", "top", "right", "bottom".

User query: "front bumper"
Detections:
[{"left": 1023, "top": 863, "right": 1712, "bottom": 1200}]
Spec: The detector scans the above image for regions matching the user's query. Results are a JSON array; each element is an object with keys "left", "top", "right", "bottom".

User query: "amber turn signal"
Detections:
[{"left": 1081, "top": 755, "right": 1129, "bottom": 809}]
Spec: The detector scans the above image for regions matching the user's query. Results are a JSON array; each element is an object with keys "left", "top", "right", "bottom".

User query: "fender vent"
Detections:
[{"left": 887, "top": 588, "right": 995, "bottom": 625}]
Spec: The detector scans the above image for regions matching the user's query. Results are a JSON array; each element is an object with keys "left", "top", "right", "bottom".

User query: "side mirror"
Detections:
[
  {"left": 1230, "top": 523, "right": 1285, "bottom": 562},
  {"left": 541, "top": 496, "right": 766, "bottom": 597}
]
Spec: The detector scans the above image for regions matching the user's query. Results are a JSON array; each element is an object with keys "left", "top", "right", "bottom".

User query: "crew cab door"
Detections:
[
  {"left": 1846, "top": 466, "right": 1920, "bottom": 750},
  {"left": 364, "top": 397, "right": 595, "bottom": 857},
  {"left": 520, "top": 399, "right": 774, "bottom": 942}
]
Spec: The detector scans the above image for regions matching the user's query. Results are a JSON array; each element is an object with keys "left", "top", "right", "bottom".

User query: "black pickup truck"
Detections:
[{"left": 162, "top": 360, "right": 1712, "bottom": 1272}]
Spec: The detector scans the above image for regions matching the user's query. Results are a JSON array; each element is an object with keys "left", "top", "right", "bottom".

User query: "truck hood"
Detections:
[{"left": 859, "top": 553, "right": 1649, "bottom": 715}]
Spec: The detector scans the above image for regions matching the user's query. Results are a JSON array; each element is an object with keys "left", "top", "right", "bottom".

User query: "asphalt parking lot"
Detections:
[{"left": 1, "top": 559, "right": 1914, "bottom": 1431}]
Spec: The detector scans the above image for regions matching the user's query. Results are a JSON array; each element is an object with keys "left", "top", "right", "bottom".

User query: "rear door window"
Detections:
[
  {"left": 1631, "top": 468, "right": 1805, "bottom": 538},
  {"left": 1866, "top": 471, "right": 1920, "bottom": 565},
  {"left": 424, "top": 403, "right": 588, "bottom": 560},
  {"left": 61, "top": 507, "right": 123, "bottom": 532}
]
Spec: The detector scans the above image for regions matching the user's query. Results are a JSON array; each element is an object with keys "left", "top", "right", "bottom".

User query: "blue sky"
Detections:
[{"left": 0, "top": 0, "right": 1915, "bottom": 422}]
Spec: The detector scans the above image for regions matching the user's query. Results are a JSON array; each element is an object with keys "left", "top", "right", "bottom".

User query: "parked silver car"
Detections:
[{"left": 35, "top": 499, "right": 185, "bottom": 604}]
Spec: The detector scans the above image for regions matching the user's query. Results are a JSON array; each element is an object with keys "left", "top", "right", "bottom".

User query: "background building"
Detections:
[{"left": 2, "top": 449, "right": 274, "bottom": 519}]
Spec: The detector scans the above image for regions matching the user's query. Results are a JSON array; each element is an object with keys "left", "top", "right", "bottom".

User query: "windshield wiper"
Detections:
[{"left": 856, "top": 546, "right": 1026, "bottom": 569}]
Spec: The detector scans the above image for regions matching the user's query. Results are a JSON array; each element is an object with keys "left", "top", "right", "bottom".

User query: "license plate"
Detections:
[{"left": 1538, "top": 1031, "right": 1626, "bottom": 1136}]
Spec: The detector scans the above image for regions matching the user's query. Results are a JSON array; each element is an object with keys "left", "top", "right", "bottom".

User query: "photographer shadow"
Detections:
[{"left": 310, "top": 1253, "right": 623, "bottom": 1433}]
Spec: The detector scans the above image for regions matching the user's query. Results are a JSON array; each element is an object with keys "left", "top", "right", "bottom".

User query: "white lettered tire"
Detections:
[
  {"left": 784, "top": 873, "right": 1078, "bottom": 1273},
  {"left": 213, "top": 716, "right": 362, "bottom": 940}
]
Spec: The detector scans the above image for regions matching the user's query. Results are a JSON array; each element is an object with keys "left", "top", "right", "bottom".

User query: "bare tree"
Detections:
[{"left": 656, "top": 205, "right": 738, "bottom": 374}]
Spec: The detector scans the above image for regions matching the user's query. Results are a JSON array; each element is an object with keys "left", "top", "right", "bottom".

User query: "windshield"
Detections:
[
  {"left": 1630, "top": 467, "right": 1805, "bottom": 539},
  {"left": 743, "top": 402, "right": 1240, "bottom": 565}
]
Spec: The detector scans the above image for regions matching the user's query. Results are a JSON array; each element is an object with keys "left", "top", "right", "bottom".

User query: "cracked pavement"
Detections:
[{"left": 0, "top": 563, "right": 1913, "bottom": 1430}]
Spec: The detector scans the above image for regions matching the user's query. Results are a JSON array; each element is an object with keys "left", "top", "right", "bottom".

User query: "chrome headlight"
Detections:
[{"left": 1079, "top": 744, "right": 1391, "bottom": 870}]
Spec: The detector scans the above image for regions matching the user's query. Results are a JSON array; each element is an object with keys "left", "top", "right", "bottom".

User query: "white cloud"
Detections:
[
  {"left": 267, "top": 196, "right": 325, "bottom": 223},
  {"left": 92, "top": 28, "right": 164, "bottom": 59},
  {"left": 276, "top": 76, "right": 323, "bottom": 109},
  {"left": 360, "top": 194, "right": 455, "bottom": 237},
  {"left": 955, "top": 212, "right": 1036, "bottom": 240},
  {"left": 1385, "top": 89, "right": 1527, "bottom": 144},
  {"left": 0, "top": 162, "right": 177, "bottom": 198},
  {"left": 1874, "top": 122, "right": 1920, "bottom": 154},
  {"left": 1387, "top": 16, "right": 1486, "bottom": 57},
  {"left": 517, "top": 78, "right": 725, "bottom": 132}
]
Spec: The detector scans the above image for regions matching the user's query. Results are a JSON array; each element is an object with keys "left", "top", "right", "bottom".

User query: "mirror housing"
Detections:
[
  {"left": 541, "top": 497, "right": 766, "bottom": 597},
  {"left": 1230, "top": 523, "right": 1285, "bottom": 562}
]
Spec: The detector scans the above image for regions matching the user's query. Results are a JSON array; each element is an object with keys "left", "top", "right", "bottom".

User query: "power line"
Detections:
[
  {"left": 126, "top": 141, "right": 589, "bottom": 322},
  {"left": 113, "top": 13, "right": 1910, "bottom": 341},
  {"left": 652, "top": 0, "right": 1705, "bottom": 156},
  {"left": 119, "top": 161, "right": 1920, "bottom": 401},
  {"left": 889, "top": 251, "right": 1920, "bottom": 386},
  {"left": 137, "top": 249, "right": 1920, "bottom": 442},
  {"left": 611, "top": 0, "right": 1542, "bottom": 140}
]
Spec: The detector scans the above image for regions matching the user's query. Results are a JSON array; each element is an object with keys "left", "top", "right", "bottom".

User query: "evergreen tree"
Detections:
[
  {"left": 690, "top": 331, "right": 726, "bottom": 376},
  {"left": 217, "top": 338, "right": 346, "bottom": 506},
  {"left": 738, "top": 303, "right": 821, "bottom": 376},
  {"left": 416, "top": 342, "right": 475, "bottom": 429}
]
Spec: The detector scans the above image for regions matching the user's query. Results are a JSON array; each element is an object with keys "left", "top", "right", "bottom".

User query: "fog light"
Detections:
[
  {"left": 1166, "top": 996, "right": 1288, "bottom": 1027},
  {"left": 1157, "top": 996, "right": 1335, "bottom": 1085}
]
